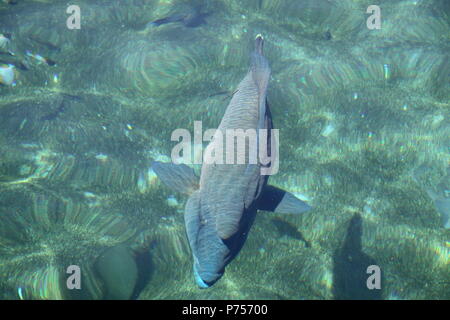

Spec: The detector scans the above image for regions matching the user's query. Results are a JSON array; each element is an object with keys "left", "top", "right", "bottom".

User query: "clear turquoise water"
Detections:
[{"left": 0, "top": 0, "right": 448, "bottom": 299}]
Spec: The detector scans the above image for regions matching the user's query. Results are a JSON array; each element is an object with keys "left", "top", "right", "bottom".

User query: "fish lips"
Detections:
[{"left": 193, "top": 261, "right": 224, "bottom": 289}]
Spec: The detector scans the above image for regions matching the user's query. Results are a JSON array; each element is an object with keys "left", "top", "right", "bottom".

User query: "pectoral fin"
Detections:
[
  {"left": 152, "top": 161, "right": 199, "bottom": 195},
  {"left": 257, "top": 185, "right": 311, "bottom": 214}
]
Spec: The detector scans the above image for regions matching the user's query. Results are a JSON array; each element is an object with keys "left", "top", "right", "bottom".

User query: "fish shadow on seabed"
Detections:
[{"left": 332, "top": 213, "right": 382, "bottom": 300}]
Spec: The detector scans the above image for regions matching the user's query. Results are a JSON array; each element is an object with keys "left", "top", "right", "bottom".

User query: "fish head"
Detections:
[
  {"left": 193, "top": 254, "right": 225, "bottom": 288},
  {"left": 184, "top": 188, "right": 253, "bottom": 288},
  {"left": 190, "top": 228, "right": 229, "bottom": 289},
  {"left": 184, "top": 190, "right": 234, "bottom": 288}
]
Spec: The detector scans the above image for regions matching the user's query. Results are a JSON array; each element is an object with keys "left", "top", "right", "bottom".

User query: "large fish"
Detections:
[{"left": 153, "top": 35, "right": 311, "bottom": 288}]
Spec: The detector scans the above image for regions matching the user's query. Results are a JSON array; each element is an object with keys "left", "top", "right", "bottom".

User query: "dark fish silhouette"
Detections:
[
  {"left": 0, "top": 44, "right": 30, "bottom": 71},
  {"left": 0, "top": 50, "right": 15, "bottom": 57},
  {"left": 2, "top": 0, "right": 18, "bottom": 5},
  {"left": 0, "top": 32, "right": 12, "bottom": 40},
  {"left": 0, "top": 33, "right": 11, "bottom": 50},
  {"left": 25, "top": 50, "right": 56, "bottom": 66},
  {"left": 28, "top": 35, "right": 61, "bottom": 52},
  {"left": 153, "top": 35, "right": 312, "bottom": 288},
  {"left": 147, "top": 8, "right": 210, "bottom": 28},
  {"left": 40, "top": 100, "right": 67, "bottom": 121},
  {"left": 412, "top": 165, "right": 450, "bottom": 229},
  {"left": 0, "top": 59, "right": 28, "bottom": 71},
  {"left": 323, "top": 30, "right": 332, "bottom": 40},
  {"left": 40, "top": 94, "right": 81, "bottom": 121}
]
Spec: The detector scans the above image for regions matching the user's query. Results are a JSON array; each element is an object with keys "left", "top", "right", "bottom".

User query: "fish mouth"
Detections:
[
  {"left": 193, "top": 263, "right": 210, "bottom": 288},
  {"left": 193, "top": 263, "right": 222, "bottom": 289}
]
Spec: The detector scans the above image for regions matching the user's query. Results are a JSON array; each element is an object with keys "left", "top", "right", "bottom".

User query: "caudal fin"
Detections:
[
  {"left": 255, "top": 34, "right": 264, "bottom": 55},
  {"left": 251, "top": 34, "right": 269, "bottom": 74},
  {"left": 250, "top": 34, "right": 271, "bottom": 131}
]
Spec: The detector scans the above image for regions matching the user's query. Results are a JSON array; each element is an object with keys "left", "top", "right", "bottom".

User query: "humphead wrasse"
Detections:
[{"left": 153, "top": 35, "right": 312, "bottom": 288}]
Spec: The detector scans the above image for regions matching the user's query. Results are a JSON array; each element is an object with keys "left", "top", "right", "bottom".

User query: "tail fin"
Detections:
[
  {"left": 250, "top": 34, "right": 271, "bottom": 131},
  {"left": 250, "top": 34, "right": 270, "bottom": 90},
  {"left": 251, "top": 35, "right": 270, "bottom": 74},
  {"left": 255, "top": 34, "right": 264, "bottom": 55}
]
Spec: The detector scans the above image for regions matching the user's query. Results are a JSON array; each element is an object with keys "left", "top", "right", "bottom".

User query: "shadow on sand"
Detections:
[{"left": 332, "top": 213, "right": 382, "bottom": 300}]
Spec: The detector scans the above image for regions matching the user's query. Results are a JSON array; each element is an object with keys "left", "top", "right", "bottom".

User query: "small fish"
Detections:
[
  {"left": 152, "top": 35, "right": 312, "bottom": 288},
  {"left": 383, "top": 64, "right": 391, "bottom": 80},
  {"left": 0, "top": 50, "right": 29, "bottom": 70},
  {"left": 25, "top": 50, "right": 56, "bottom": 66},
  {"left": 323, "top": 30, "right": 332, "bottom": 40},
  {"left": 0, "top": 63, "right": 15, "bottom": 86},
  {"left": 40, "top": 94, "right": 81, "bottom": 121},
  {"left": 2, "top": 0, "right": 18, "bottom": 5},
  {"left": 28, "top": 35, "right": 61, "bottom": 52},
  {"left": 15, "top": 61, "right": 29, "bottom": 71},
  {"left": 434, "top": 195, "right": 450, "bottom": 229},
  {"left": 0, "top": 59, "right": 28, "bottom": 71},
  {"left": 413, "top": 165, "right": 450, "bottom": 229},
  {"left": 0, "top": 49, "right": 15, "bottom": 57},
  {"left": 147, "top": 7, "right": 210, "bottom": 28},
  {"left": 17, "top": 287, "right": 24, "bottom": 300},
  {"left": 0, "top": 33, "right": 11, "bottom": 48},
  {"left": 207, "top": 90, "right": 239, "bottom": 102},
  {"left": 40, "top": 99, "right": 67, "bottom": 121},
  {"left": 421, "top": 182, "right": 450, "bottom": 229}
]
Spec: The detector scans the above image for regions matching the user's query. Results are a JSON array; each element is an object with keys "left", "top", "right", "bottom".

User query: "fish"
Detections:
[
  {"left": 420, "top": 182, "right": 450, "bottom": 229},
  {"left": 0, "top": 49, "right": 30, "bottom": 71},
  {"left": 147, "top": 7, "right": 210, "bottom": 28},
  {"left": 434, "top": 195, "right": 450, "bottom": 229},
  {"left": 152, "top": 35, "right": 312, "bottom": 288},
  {"left": 0, "top": 33, "right": 11, "bottom": 49},
  {"left": 2, "top": 0, "right": 18, "bottom": 5},
  {"left": 0, "top": 63, "right": 15, "bottom": 86},
  {"left": 40, "top": 98, "right": 67, "bottom": 121},
  {"left": 13, "top": 61, "right": 28, "bottom": 71},
  {"left": 412, "top": 165, "right": 450, "bottom": 229},
  {"left": 40, "top": 94, "right": 82, "bottom": 121},
  {"left": 0, "top": 49, "right": 15, "bottom": 57},
  {"left": 25, "top": 50, "right": 56, "bottom": 66},
  {"left": 0, "top": 59, "right": 28, "bottom": 71},
  {"left": 28, "top": 35, "right": 61, "bottom": 52},
  {"left": 323, "top": 30, "right": 332, "bottom": 40}
]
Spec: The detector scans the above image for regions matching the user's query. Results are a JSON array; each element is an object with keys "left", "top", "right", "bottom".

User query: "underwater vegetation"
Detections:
[{"left": 0, "top": 189, "right": 136, "bottom": 299}]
